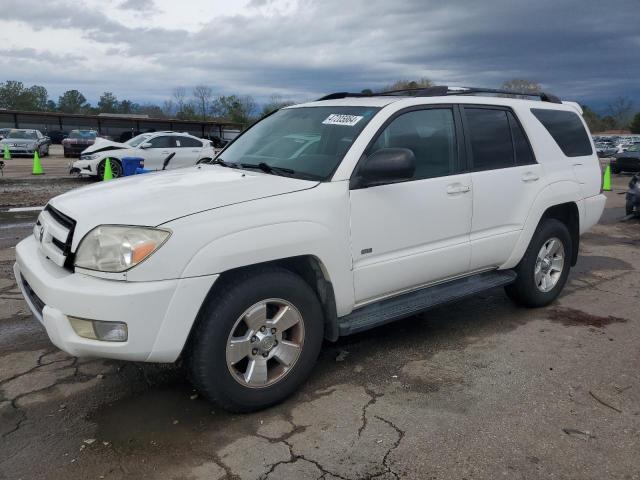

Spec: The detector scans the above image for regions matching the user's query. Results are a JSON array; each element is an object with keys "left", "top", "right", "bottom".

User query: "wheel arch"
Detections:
[
  {"left": 540, "top": 202, "right": 580, "bottom": 266},
  {"left": 502, "top": 181, "right": 582, "bottom": 269},
  {"left": 183, "top": 255, "right": 340, "bottom": 358}
]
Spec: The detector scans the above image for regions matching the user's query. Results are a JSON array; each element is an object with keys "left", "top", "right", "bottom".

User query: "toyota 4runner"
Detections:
[{"left": 14, "top": 86, "right": 606, "bottom": 412}]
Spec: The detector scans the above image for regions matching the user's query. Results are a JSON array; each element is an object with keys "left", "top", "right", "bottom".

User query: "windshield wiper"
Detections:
[
  {"left": 239, "top": 162, "right": 295, "bottom": 176},
  {"left": 210, "top": 158, "right": 239, "bottom": 168}
]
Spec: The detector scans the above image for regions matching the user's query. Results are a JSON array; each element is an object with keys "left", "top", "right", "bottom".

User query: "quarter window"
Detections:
[
  {"left": 531, "top": 108, "right": 593, "bottom": 157},
  {"left": 369, "top": 108, "right": 457, "bottom": 181},
  {"left": 464, "top": 108, "right": 514, "bottom": 170}
]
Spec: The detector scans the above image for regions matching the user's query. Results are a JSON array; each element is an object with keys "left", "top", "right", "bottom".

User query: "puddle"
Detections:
[{"left": 547, "top": 307, "right": 627, "bottom": 328}]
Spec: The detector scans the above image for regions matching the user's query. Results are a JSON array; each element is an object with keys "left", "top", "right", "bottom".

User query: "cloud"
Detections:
[
  {"left": 0, "top": 0, "right": 637, "bottom": 110},
  {"left": 120, "top": 0, "right": 155, "bottom": 10}
]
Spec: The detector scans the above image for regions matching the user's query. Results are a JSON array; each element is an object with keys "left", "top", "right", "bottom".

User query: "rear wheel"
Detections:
[
  {"left": 97, "top": 158, "right": 122, "bottom": 179},
  {"left": 187, "top": 268, "right": 324, "bottom": 412},
  {"left": 506, "top": 219, "right": 571, "bottom": 308}
]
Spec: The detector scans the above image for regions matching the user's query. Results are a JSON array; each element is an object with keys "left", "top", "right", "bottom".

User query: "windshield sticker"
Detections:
[{"left": 322, "top": 114, "right": 364, "bottom": 127}]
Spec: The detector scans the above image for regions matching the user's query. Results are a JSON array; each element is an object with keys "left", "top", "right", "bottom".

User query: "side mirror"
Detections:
[
  {"left": 140, "top": 142, "right": 152, "bottom": 149},
  {"left": 352, "top": 148, "right": 415, "bottom": 189}
]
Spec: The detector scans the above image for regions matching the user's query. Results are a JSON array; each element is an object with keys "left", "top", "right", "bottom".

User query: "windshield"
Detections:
[
  {"left": 70, "top": 130, "right": 97, "bottom": 139},
  {"left": 8, "top": 130, "right": 37, "bottom": 140},
  {"left": 126, "top": 134, "right": 152, "bottom": 147},
  {"left": 219, "top": 106, "right": 380, "bottom": 180},
  {"left": 627, "top": 144, "right": 640, "bottom": 152}
]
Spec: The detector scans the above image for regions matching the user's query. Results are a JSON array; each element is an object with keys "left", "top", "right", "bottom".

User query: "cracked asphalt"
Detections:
[{"left": 1, "top": 172, "right": 639, "bottom": 480}]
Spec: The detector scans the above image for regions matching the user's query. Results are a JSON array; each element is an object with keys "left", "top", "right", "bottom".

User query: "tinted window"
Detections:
[
  {"left": 369, "top": 108, "right": 456, "bottom": 180},
  {"left": 148, "top": 136, "right": 174, "bottom": 148},
  {"left": 508, "top": 112, "right": 536, "bottom": 165},
  {"left": 465, "top": 108, "right": 514, "bottom": 170},
  {"left": 531, "top": 108, "right": 593, "bottom": 157},
  {"left": 176, "top": 136, "right": 202, "bottom": 148}
]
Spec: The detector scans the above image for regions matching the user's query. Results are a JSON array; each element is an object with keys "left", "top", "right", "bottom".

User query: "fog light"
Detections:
[{"left": 69, "top": 317, "right": 128, "bottom": 342}]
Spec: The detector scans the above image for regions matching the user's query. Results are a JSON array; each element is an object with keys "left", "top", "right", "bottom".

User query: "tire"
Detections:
[
  {"left": 187, "top": 267, "right": 324, "bottom": 412},
  {"left": 505, "top": 218, "right": 572, "bottom": 308},
  {"left": 627, "top": 199, "right": 635, "bottom": 216},
  {"left": 97, "top": 158, "right": 122, "bottom": 179}
]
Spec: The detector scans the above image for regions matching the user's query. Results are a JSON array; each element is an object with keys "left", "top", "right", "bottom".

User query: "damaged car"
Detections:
[
  {"left": 70, "top": 131, "right": 216, "bottom": 178},
  {"left": 62, "top": 130, "right": 99, "bottom": 158}
]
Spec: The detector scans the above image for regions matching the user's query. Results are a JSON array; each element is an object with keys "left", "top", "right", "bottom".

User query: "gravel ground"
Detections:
[{"left": 0, "top": 172, "right": 639, "bottom": 480}]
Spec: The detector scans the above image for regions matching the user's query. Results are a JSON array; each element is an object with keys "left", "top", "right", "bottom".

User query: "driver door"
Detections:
[
  {"left": 349, "top": 106, "right": 472, "bottom": 304},
  {"left": 141, "top": 135, "right": 176, "bottom": 170}
]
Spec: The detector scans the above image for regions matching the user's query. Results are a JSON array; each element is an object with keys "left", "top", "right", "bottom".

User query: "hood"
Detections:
[
  {"left": 82, "top": 138, "right": 128, "bottom": 154},
  {"left": 1, "top": 138, "right": 35, "bottom": 145},
  {"left": 49, "top": 165, "right": 318, "bottom": 249}
]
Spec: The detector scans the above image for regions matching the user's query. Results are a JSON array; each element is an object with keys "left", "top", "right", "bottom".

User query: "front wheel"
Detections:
[
  {"left": 97, "top": 159, "right": 122, "bottom": 179},
  {"left": 505, "top": 219, "right": 572, "bottom": 308},
  {"left": 187, "top": 268, "right": 324, "bottom": 412}
]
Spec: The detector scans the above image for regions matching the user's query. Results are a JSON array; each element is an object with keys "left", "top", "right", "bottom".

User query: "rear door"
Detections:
[{"left": 462, "top": 106, "right": 545, "bottom": 270}]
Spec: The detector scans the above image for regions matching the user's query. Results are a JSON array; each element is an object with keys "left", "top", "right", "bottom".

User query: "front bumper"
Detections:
[
  {"left": 70, "top": 159, "right": 96, "bottom": 176},
  {"left": 14, "top": 235, "right": 217, "bottom": 362}
]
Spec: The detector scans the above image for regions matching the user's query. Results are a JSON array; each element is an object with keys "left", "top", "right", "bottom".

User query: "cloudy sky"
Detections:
[{"left": 0, "top": 0, "right": 637, "bottom": 110}]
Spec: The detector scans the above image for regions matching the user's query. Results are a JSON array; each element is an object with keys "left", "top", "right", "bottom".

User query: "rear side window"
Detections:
[
  {"left": 464, "top": 108, "right": 514, "bottom": 170},
  {"left": 531, "top": 108, "right": 593, "bottom": 157},
  {"left": 177, "top": 136, "right": 203, "bottom": 148},
  {"left": 507, "top": 112, "right": 536, "bottom": 165}
]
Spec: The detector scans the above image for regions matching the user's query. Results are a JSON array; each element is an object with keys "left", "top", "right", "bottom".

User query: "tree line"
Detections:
[
  {"left": 0, "top": 80, "right": 292, "bottom": 124},
  {"left": 1, "top": 78, "right": 638, "bottom": 132}
]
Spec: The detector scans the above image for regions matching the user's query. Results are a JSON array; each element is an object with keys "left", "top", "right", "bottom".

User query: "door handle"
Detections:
[
  {"left": 521, "top": 172, "right": 539, "bottom": 182},
  {"left": 447, "top": 184, "right": 471, "bottom": 195}
]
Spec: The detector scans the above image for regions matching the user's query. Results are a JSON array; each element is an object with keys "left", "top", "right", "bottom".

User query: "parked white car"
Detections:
[
  {"left": 70, "top": 131, "right": 216, "bottom": 178},
  {"left": 16, "top": 86, "right": 605, "bottom": 412}
]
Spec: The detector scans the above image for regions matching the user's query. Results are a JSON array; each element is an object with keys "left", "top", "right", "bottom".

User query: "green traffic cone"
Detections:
[
  {"left": 32, "top": 151, "right": 44, "bottom": 175},
  {"left": 103, "top": 158, "right": 113, "bottom": 181},
  {"left": 602, "top": 165, "right": 612, "bottom": 192},
  {"left": 3, "top": 145, "right": 10, "bottom": 160}
]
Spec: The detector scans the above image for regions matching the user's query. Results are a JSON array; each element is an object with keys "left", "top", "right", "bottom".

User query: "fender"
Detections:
[
  {"left": 181, "top": 221, "right": 355, "bottom": 316},
  {"left": 501, "top": 180, "right": 583, "bottom": 269}
]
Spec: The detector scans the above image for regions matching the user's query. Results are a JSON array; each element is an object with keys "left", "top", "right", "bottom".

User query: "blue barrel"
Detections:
[{"left": 121, "top": 157, "right": 145, "bottom": 176}]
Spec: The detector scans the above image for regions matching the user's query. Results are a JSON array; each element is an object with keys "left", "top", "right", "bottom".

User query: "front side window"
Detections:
[
  {"left": 369, "top": 108, "right": 457, "bottom": 180},
  {"left": 531, "top": 108, "right": 593, "bottom": 157},
  {"left": 148, "top": 136, "right": 174, "bottom": 148},
  {"left": 126, "top": 134, "right": 152, "bottom": 147},
  {"left": 219, "top": 106, "right": 379, "bottom": 180},
  {"left": 464, "top": 108, "right": 514, "bottom": 170}
]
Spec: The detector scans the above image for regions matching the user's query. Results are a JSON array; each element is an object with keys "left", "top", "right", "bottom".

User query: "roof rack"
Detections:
[{"left": 316, "top": 85, "right": 562, "bottom": 104}]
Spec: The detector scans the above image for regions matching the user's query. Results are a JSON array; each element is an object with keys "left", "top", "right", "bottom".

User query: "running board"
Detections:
[{"left": 338, "top": 270, "right": 517, "bottom": 336}]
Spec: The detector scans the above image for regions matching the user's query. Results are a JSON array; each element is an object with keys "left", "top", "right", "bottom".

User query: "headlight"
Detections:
[
  {"left": 81, "top": 153, "right": 98, "bottom": 160},
  {"left": 74, "top": 225, "right": 171, "bottom": 272}
]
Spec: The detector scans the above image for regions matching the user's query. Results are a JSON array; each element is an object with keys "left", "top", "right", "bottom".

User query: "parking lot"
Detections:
[{"left": 1, "top": 161, "right": 639, "bottom": 479}]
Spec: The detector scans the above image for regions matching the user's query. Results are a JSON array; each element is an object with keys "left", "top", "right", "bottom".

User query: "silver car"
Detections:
[{"left": 0, "top": 129, "right": 50, "bottom": 157}]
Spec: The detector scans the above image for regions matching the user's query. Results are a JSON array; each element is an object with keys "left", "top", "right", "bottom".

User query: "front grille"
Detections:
[
  {"left": 21, "top": 276, "right": 45, "bottom": 318},
  {"left": 38, "top": 205, "right": 77, "bottom": 270}
]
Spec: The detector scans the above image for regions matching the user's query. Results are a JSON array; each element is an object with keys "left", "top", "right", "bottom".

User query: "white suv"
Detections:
[
  {"left": 15, "top": 86, "right": 606, "bottom": 412},
  {"left": 71, "top": 131, "right": 215, "bottom": 178}
]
